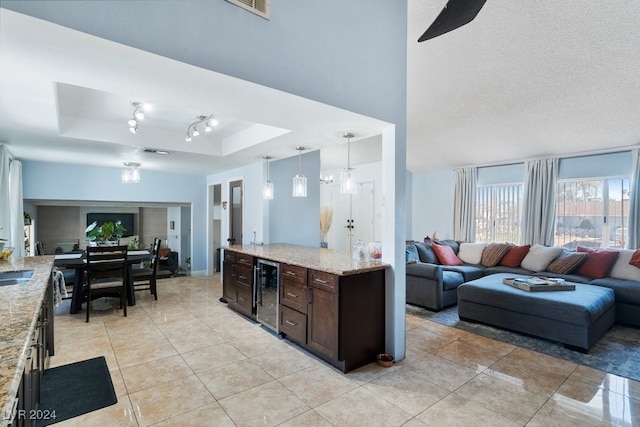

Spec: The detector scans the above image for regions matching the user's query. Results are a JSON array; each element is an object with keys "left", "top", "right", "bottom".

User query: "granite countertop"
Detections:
[
  {"left": 225, "top": 243, "right": 389, "bottom": 275},
  {"left": 0, "top": 256, "right": 54, "bottom": 422}
]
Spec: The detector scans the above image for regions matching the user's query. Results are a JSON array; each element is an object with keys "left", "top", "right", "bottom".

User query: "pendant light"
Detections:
[
  {"left": 292, "top": 146, "right": 307, "bottom": 197},
  {"left": 340, "top": 132, "right": 356, "bottom": 194},
  {"left": 263, "top": 156, "right": 274, "bottom": 200}
]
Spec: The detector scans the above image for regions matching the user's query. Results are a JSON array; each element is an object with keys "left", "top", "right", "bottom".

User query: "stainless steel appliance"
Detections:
[{"left": 254, "top": 259, "right": 280, "bottom": 333}]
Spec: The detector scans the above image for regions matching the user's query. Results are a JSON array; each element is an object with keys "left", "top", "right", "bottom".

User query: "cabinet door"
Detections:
[
  {"left": 222, "top": 261, "right": 236, "bottom": 303},
  {"left": 307, "top": 287, "right": 339, "bottom": 361}
]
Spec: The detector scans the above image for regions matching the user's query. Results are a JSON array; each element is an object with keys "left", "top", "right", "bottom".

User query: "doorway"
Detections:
[{"left": 228, "top": 180, "right": 243, "bottom": 246}]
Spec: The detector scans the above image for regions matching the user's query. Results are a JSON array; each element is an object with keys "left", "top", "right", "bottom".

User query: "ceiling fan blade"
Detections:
[{"left": 418, "top": 0, "right": 487, "bottom": 42}]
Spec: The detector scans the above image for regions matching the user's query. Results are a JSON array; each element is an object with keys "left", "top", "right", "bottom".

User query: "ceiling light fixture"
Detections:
[
  {"left": 185, "top": 115, "right": 218, "bottom": 142},
  {"left": 263, "top": 156, "right": 274, "bottom": 200},
  {"left": 292, "top": 146, "right": 307, "bottom": 198},
  {"left": 122, "top": 162, "right": 141, "bottom": 184},
  {"left": 320, "top": 174, "right": 333, "bottom": 184},
  {"left": 340, "top": 132, "right": 356, "bottom": 194},
  {"left": 128, "top": 102, "right": 150, "bottom": 134}
]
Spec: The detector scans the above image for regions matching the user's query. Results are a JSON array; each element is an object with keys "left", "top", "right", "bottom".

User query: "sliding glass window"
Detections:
[{"left": 555, "top": 177, "right": 630, "bottom": 249}]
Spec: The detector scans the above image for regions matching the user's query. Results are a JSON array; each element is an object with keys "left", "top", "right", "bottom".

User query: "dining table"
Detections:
[{"left": 54, "top": 249, "right": 152, "bottom": 314}]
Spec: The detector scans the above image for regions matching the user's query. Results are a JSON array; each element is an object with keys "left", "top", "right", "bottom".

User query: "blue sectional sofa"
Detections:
[{"left": 406, "top": 240, "right": 640, "bottom": 327}]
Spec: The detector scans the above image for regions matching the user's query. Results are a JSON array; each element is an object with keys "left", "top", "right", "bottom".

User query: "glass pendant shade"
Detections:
[
  {"left": 122, "top": 162, "right": 141, "bottom": 184},
  {"left": 263, "top": 180, "right": 274, "bottom": 200},
  {"left": 292, "top": 174, "right": 307, "bottom": 197},
  {"left": 340, "top": 167, "right": 356, "bottom": 194},
  {"left": 292, "top": 146, "right": 307, "bottom": 197}
]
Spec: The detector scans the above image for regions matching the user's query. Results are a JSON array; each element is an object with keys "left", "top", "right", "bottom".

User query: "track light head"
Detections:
[
  {"left": 129, "top": 125, "right": 137, "bottom": 134},
  {"left": 185, "top": 115, "right": 217, "bottom": 142},
  {"left": 128, "top": 118, "right": 137, "bottom": 127}
]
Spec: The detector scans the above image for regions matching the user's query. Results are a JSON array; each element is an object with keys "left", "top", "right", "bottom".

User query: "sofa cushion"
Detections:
[
  {"left": 481, "top": 243, "right": 512, "bottom": 267},
  {"left": 406, "top": 243, "right": 420, "bottom": 263},
  {"left": 434, "top": 239, "right": 460, "bottom": 254},
  {"left": 576, "top": 246, "right": 619, "bottom": 279},
  {"left": 414, "top": 242, "right": 438, "bottom": 264},
  {"left": 442, "top": 265, "right": 485, "bottom": 282},
  {"left": 457, "top": 243, "right": 487, "bottom": 265},
  {"left": 500, "top": 244, "right": 531, "bottom": 267},
  {"left": 442, "top": 270, "right": 465, "bottom": 291},
  {"left": 629, "top": 249, "right": 640, "bottom": 268},
  {"left": 590, "top": 277, "right": 640, "bottom": 305},
  {"left": 609, "top": 249, "right": 640, "bottom": 282},
  {"left": 520, "top": 244, "right": 563, "bottom": 272},
  {"left": 546, "top": 250, "right": 589, "bottom": 275},
  {"left": 432, "top": 243, "right": 463, "bottom": 266}
]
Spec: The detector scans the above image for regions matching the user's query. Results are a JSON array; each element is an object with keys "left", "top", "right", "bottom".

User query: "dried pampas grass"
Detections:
[{"left": 320, "top": 206, "right": 333, "bottom": 241}]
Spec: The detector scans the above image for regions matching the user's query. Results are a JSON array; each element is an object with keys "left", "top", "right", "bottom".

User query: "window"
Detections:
[
  {"left": 475, "top": 184, "right": 523, "bottom": 244},
  {"left": 555, "top": 177, "right": 630, "bottom": 249}
]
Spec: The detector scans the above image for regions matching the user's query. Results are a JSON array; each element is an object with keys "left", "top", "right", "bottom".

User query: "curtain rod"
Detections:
[{"left": 457, "top": 143, "right": 640, "bottom": 171}]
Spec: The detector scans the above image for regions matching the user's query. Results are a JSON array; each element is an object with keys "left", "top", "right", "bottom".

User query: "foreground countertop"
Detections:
[
  {"left": 0, "top": 256, "right": 54, "bottom": 422},
  {"left": 225, "top": 243, "right": 389, "bottom": 275}
]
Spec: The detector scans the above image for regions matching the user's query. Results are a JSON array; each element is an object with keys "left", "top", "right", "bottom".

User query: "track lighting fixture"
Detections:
[
  {"left": 127, "top": 102, "right": 150, "bottom": 133},
  {"left": 185, "top": 115, "right": 218, "bottom": 142}
]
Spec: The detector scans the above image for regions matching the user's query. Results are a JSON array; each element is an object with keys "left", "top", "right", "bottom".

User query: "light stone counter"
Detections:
[
  {"left": 225, "top": 243, "right": 389, "bottom": 275},
  {"left": 0, "top": 256, "right": 54, "bottom": 424}
]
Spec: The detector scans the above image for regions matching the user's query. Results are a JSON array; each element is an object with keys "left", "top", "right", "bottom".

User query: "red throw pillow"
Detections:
[
  {"left": 576, "top": 246, "right": 619, "bottom": 279},
  {"left": 432, "top": 243, "right": 463, "bottom": 266},
  {"left": 500, "top": 244, "right": 531, "bottom": 268},
  {"left": 630, "top": 249, "right": 640, "bottom": 268}
]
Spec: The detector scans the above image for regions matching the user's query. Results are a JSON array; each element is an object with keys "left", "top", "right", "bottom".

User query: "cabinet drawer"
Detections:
[
  {"left": 236, "top": 287, "right": 253, "bottom": 312},
  {"left": 308, "top": 270, "right": 338, "bottom": 294},
  {"left": 235, "top": 265, "right": 253, "bottom": 290},
  {"left": 280, "top": 305, "right": 307, "bottom": 344},
  {"left": 223, "top": 250, "right": 236, "bottom": 263},
  {"left": 236, "top": 253, "right": 254, "bottom": 267},
  {"left": 280, "top": 279, "right": 308, "bottom": 314},
  {"left": 280, "top": 263, "right": 307, "bottom": 284}
]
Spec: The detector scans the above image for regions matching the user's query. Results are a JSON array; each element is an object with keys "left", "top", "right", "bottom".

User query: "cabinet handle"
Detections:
[
  {"left": 285, "top": 271, "right": 297, "bottom": 276},
  {"left": 285, "top": 320, "right": 297, "bottom": 326},
  {"left": 238, "top": 297, "right": 245, "bottom": 302},
  {"left": 238, "top": 275, "right": 247, "bottom": 280},
  {"left": 286, "top": 292, "right": 298, "bottom": 298},
  {"left": 314, "top": 278, "right": 328, "bottom": 284}
]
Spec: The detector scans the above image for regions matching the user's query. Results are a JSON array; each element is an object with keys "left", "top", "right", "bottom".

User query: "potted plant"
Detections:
[
  {"left": 85, "top": 220, "right": 126, "bottom": 245},
  {"left": 0, "top": 226, "right": 6, "bottom": 250}
]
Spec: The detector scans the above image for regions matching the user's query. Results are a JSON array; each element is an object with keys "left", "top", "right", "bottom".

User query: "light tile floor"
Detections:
[{"left": 50, "top": 274, "right": 640, "bottom": 426}]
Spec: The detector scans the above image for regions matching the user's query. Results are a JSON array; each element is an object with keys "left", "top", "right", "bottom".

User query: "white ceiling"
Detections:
[
  {"left": 1, "top": 3, "right": 639, "bottom": 177},
  {"left": 407, "top": 0, "right": 640, "bottom": 172},
  {"left": 0, "top": 9, "right": 387, "bottom": 176}
]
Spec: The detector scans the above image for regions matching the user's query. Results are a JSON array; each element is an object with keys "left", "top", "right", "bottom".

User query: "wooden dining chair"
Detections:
[
  {"left": 84, "top": 245, "right": 128, "bottom": 322},
  {"left": 132, "top": 238, "right": 160, "bottom": 300}
]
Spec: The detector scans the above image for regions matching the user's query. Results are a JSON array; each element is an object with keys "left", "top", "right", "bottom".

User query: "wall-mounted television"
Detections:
[{"left": 87, "top": 213, "right": 135, "bottom": 237}]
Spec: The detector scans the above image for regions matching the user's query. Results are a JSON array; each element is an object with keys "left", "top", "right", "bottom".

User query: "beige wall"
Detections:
[{"left": 35, "top": 206, "right": 168, "bottom": 254}]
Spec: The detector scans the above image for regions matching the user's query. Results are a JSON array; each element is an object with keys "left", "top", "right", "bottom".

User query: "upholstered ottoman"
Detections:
[{"left": 457, "top": 273, "right": 615, "bottom": 352}]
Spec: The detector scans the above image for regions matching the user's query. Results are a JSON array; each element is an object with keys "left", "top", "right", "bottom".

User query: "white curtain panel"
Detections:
[
  {"left": 521, "top": 157, "right": 558, "bottom": 246},
  {"left": 9, "top": 159, "right": 24, "bottom": 257},
  {"left": 453, "top": 167, "right": 476, "bottom": 242},
  {"left": 0, "top": 146, "right": 10, "bottom": 245},
  {"left": 628, "top": 148, "right": 640, "bottom": 249}
]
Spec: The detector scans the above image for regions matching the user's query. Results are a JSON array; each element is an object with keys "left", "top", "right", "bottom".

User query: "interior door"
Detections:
[{"left": 228, "top": 180, "right": 243, "bottom": 246}]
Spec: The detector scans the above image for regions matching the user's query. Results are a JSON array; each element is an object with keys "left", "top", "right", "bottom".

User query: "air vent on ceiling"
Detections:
[
  {"left": 226, "top": 0, "right": 270, "bottom": 20},
  {"left": 143, "top": 148, "right": 173, "bottom": 155}
]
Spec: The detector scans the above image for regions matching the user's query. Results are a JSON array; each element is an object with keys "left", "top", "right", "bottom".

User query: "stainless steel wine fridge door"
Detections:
[{"left": 255, "top": 259, "right": 280, "bottom": 333}]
